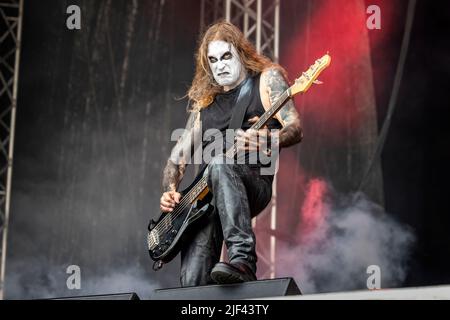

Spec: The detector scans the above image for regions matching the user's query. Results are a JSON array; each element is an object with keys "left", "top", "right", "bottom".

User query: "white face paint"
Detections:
[{"left": 207, "top": 40, "right": 244, "bottom": 89}]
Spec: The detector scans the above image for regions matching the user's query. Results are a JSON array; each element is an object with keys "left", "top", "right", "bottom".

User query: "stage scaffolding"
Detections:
[
  {"left": 201, "top": 0, "right": 281, "bottom": 279},
  {"left": 0, "top": 0, "right": 23, "bottom": 300}
]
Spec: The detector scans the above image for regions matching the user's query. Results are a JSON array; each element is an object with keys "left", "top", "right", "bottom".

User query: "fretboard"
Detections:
[{"left": 185, "top": 176, "right": 208, "bottom": 204}]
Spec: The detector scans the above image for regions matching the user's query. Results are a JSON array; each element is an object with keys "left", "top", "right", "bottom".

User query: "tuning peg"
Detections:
[{"left": 313, "top": 79, "right": 323, "bottom": 85}]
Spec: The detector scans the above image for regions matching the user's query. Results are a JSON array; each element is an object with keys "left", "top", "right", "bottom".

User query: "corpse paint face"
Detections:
[{"left": 207, "top": 40, "right": 244, "bottom": 89}]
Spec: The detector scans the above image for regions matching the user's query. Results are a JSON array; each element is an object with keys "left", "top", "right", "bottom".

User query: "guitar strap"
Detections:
[{"left": 228, "top": 75, "right": 254, "bottom": 130}]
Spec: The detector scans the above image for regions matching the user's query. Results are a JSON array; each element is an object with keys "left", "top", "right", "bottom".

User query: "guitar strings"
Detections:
[
  {"left": 151, "top": 176, "right": 207, "bottom": 235},
  {"left": 149, "top": 183, "right": 202, "bottom": 247},
  {"left": 151, "top": 118, "right": 263, "bottom": 237},
  {"left": 151, "top": 106, "right": 282, "bottom": 238},
  {"left": 150, "top": 92, "right": 288, "bottom": 239}
]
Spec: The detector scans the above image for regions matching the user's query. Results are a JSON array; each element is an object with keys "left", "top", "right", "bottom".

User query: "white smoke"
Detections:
[
  {"left": 276, "top": 186, "right": 415, "bottom": 294},
  {"left": 5, "top": 259, "right": 161, "bottom": 300}
]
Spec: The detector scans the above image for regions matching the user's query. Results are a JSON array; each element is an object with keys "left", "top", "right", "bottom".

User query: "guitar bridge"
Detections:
[{"left": 147, "top": 230, "right": 160, "bottom": 250}]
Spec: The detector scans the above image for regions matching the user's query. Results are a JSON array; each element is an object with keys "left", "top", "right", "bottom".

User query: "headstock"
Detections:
[{"left": 289, "top": 53, "right": 331, "bottom": 96}]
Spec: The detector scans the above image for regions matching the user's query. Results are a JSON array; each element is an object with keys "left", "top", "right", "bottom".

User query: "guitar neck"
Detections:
[
  {"left": 184, "top": 176, "right": 209, "bottom": 204},
  {"left": 251, "top": 89, "right": 291, "bottom": 130}
]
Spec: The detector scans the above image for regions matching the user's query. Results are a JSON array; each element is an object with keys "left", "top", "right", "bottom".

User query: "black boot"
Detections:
[{"left": 211, "top": 261, "right": 257, "bottom": 284}]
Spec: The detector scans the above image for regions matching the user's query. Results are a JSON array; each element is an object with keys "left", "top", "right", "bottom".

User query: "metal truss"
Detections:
[
  {"left": 201, "top": 0, "right": 280, "bottom": 63},
  {"left": 201, "top": 0, "right": 280, "bottom": 279},
  {"left": 0, "top": 0, "right": 23, "bottom": 300}
]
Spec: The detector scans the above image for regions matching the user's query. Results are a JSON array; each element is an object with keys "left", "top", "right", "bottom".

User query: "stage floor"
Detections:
[{"left": 259, "top": 285, "right": 450, "bottom": 300}]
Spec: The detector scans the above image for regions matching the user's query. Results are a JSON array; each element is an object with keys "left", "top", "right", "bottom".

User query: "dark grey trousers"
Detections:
[{"left": 180, "top": 155, "right": 273, "bottom": 287}]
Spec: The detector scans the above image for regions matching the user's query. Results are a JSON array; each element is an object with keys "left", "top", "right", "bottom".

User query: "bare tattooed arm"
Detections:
[
  {"left": 261, "top": 68, "right": 303, "bottom": 148},
  {"left": 162, "top": 111, "right": 200, "bottom": 192}
]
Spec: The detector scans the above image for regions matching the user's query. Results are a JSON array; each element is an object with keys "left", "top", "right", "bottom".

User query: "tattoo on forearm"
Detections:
[
  {"left": 265, "top": 68, "right": 303, "bottom": 148},
  {"left": 162, "top": 160, "right": 185, "bottom": 192},
  {"left": 278, "top": 116, "right": 302, "bottom": 148},
  {"left": 162, "top": 111, "right": 200, "bottom": 192}
]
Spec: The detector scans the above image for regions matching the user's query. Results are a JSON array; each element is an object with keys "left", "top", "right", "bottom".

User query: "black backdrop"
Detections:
[{"left": 6, "top": 0, "right": 200, "bottom": 298}]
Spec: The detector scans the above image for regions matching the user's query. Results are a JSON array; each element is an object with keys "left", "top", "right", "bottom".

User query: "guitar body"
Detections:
[{"left": 147, "top": 171, "right": 214, "bottom": 263}]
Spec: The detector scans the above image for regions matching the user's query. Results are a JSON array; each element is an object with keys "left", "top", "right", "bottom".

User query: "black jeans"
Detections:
[{"left": 180, "top": 154, "right": 273, "bottom": 287}]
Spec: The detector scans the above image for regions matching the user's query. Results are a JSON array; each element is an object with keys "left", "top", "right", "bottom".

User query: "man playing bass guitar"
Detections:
[{"left": 159, "top": 21, "right": 303, "bottom": 287}]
